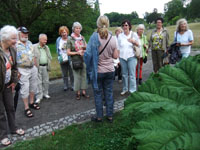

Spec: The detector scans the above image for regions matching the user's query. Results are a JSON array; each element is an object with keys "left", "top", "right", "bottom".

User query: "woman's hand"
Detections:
[
  {"left": 7, "top": 83, "right": 16, "bottom": 93},
  {"left": 128, "top": 38, "right": 136, "bottom": 44}
]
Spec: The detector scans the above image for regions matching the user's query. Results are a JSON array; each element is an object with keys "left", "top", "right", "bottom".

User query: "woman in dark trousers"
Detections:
[
  {"left": 84, "top": 16, "right": 119, "bottom": 122},
  {"left": 0, "top": 25, "right": 24, "bottom": 146}
]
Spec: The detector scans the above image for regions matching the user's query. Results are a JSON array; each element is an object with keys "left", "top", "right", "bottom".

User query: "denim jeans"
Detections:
[
  {"left": 120, "top": 57, "right": 137, "bottom": 93},
  {"left": 93, "top": 72, "right": 115, "bottom": 119}
]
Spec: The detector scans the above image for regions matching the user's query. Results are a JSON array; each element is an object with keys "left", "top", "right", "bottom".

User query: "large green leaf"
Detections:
[{"left": 123, "top": 55, "right": 200, "bottom": 150}]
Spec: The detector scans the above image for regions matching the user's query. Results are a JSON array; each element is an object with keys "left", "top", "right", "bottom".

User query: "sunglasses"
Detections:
[{"left": 122, "top": 24, "right": 129, "bottom": 27}]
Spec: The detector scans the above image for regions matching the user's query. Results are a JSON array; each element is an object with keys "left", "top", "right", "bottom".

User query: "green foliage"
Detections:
[
  {"left": 144, "top": 8, "right": 163, "bottom": 24},
  {"left": 123, "top": 55, "right": 200, "bottom": 150}
]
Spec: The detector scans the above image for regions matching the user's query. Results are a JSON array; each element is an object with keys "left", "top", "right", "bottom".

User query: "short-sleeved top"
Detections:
[
  {"left": 117, "top": 31, "right": 139, "bottom": 60},
  {"left": 98, "top": 34, "right": 117, "bottom": 73},
  {"left": 16, "top": 40, "right": 34, "bottom": 67},
  {"left": 175, "top": 29, "right": 194, "bottom": 54}
]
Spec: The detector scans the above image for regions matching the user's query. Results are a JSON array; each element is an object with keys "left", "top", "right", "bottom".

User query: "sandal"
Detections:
[
  {"left": 82, "top": 93, "right": 89, "bottom": 98},
  {"left": 107, "top": 117, "right": 113, "bottom": 123},
  {"left": 11, "top": 129, "right": 25, "bottom": 136},
  {"left": 29, "top": 103, "right": 40, "bottom": 110},
  {"left": 24, "top": 109, "right": 33, "bottom": 118},
  {"left": 1, "top": 138, "right": 11, "bottom": 146},
  {"left": 91, "top": 116, "right": 102, "bottom": 123},
  {"left": 76, "top": 93, "right": 81, "bottom": 100}
]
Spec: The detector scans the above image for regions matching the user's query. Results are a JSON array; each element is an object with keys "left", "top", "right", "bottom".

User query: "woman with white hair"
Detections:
[
  {"left": 84, "top": 16, "right": 119, "bottom": 123},
  {"left": 0, "top": 25, "right": 24, "bottom": 146},
  {"left": 175, "top": 18, "right": 194, "bottom": 58},
  {"left": 136, "top": 24, "right": 148, "bottom": 85},
  {"left": 66, "top": 22, "right": 89, "bottom": 100}
]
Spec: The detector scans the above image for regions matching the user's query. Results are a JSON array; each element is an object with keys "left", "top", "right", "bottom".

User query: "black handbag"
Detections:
[
  {"left": 143, "top": 56, "right": 147, "bottom": 63},
  {"left": 168, "top": 32, "right": 182, "bottom": 64},
  {"left": 72, "top": 57, "right": 83, "bottom": 70}
]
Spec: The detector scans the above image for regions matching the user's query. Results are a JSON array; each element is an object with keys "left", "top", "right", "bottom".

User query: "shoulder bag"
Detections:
[{"left": 131, "top": 32, "right": 141, "bottom": 58}]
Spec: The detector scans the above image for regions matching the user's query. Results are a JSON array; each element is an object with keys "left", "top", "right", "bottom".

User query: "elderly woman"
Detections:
[
  {"left": 66, "top": 22, "right": 89, "bottom": 100},
  {"left": 175, "top": 18, "right": 194, "bottom": 58},
  {"left": 149, "top": 17, "right": 169, "bottom": 73},
  {"left": 84, "top": 16, "right": 118, "bottom": 122},
  {"left": 118, "top": 20, "right": 139, "bottom": 95},
  {"left": 56, "top": 26, "right": 74, "bottom": 91},
  {"left": 0, "top": 25, "right": 24, "bottom": 146},
  {"left": 135, "top": 24, "right": 148, "bottom": 85},
  {"left": 113, "top": 27, "right": 122, "bottom": 82}
]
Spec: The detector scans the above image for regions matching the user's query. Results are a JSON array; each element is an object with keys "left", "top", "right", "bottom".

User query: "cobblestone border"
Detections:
[{"left": 3, "top": 99, "right": 125, "bottom": 146}]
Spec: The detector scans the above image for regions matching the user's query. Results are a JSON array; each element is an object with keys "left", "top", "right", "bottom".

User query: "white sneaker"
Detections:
[
  {"left": 120, "top": 91, "right": 128, "bottom": 96},
  {"left": 43, "top": 95, "right": 51, "bottom": 99},
  {"left": 35, "top": 99, "right": 41, "bottom": 104}
]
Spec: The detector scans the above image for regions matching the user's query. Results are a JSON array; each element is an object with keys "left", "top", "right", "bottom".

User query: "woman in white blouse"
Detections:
[
  {"left": 118, "top": 20, "right": 139, "bottom": 95},
  {"left": 175, "top": 18, "right": 194, "bottom": 58}
]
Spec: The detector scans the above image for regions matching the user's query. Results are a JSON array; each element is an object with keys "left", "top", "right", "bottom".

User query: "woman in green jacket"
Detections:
[{"left": 136, "top": 24, "right": 148, "bottom": 85}]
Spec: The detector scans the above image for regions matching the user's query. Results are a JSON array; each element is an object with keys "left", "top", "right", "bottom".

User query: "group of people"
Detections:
[{"left": 0, "top": 15, "right": 194, "bottom": 146}]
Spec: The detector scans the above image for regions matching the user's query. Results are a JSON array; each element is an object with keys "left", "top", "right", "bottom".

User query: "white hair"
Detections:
[
  {"left": 0, "top": 25, "right": 18, "bottom": 42},
  {"left": 72, "top": 22, "right": 82, "bottom": 31},
  {"left": 136, "top": 24, "right": 145, "bottom": 31},
  {"left": 39, "top": 33, "right": 47, "bottom": 39},
  {"left": 176, "top": 18, "right": 189, "bottom": 32}
]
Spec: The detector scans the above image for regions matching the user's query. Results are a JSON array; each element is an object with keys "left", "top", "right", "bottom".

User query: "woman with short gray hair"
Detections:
[
  {"left": 66, "top": 22, "right": 89, "bottom": 100},
  {"left": 175, "top": 18, "right": 193, "bottom": 58},
  {"left": 0, "top": 25, "right": 24, "bottom": 146},
  {"left": 136, "top": 24, "right": 148, "bottom": 85}
]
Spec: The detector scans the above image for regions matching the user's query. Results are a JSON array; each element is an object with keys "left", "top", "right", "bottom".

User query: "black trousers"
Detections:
[
  {"left": 14, "top": 83, "right": 20, "bottom": 111},
  {"left": 0, "top": 84, "right": 16, "bottom": 140}
]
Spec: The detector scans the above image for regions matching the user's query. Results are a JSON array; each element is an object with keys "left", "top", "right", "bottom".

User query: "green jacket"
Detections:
[
  {"left": 140, "top": 34, "right": 149, "bottom": 58},
  {"left": 65, "top": 36, "right": 86, "bottom": 62},
  {"left": 33, "top": 43, "right": 52, "bottom": 71},
  {"left": 0, "top": 47, "right": 18, "bottom": 92},
  {"left": 149, "top": 28, "right": 169, "bottom": 52}
]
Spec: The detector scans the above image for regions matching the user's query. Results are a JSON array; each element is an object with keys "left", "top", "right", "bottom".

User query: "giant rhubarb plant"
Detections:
[{"left": 123, "top": 55, "right": 200, "bottom": 150}]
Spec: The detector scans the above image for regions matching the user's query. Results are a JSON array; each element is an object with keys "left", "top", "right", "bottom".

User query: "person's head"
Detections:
[
  {"left": 155, "top": 17, "right": 164, "bottom": 29},
  {"left": 0, "top": 25, "right": 18, "bottom": 48},
  {"left": 176, "top": 18, "right": 188, "bottom": 32},
  {"left": 18, "top": 26, "right": 29, "bottom": 43},
  {"left": 39, "top": 34, "right": 47, "bottom": 47},
  {"left": 121, "top": 20, "right": 132, "bottom": 33},
  {"left": 136, "top": 24, "right": 145, "bottom": 36},
  {"left": 72, "top": 22, "right": 82, "bottom": 36},
  {"left": 97, "top": 15, "right": 110, "bottom": 39},
  {"left": 115, "top": 27, "right": 123, "bottom": 37},
  {"left": 59, "top": 26, "right": 69, "bottom": 39}
]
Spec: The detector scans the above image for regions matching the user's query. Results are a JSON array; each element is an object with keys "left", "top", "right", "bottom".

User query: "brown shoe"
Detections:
[{"left": 76, "top": 93, "right": 81, "bottom": 100}]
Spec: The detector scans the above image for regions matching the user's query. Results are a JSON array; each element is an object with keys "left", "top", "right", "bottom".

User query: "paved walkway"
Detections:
[{"left": 1, "top": 50, "right": 200, "bottom": 148}]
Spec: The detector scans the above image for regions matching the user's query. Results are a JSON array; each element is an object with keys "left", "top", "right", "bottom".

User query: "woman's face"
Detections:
[
  {"left": 156, "top": 20, "right": 163, "bottom": 29},
  {"left": 61, "top": 30, "right": 68, "bottom": 39},
  {"left": 122, "top": 22, "right": 130, "bottom": 32},
  {"left": 137, "top": 28, "right": 144, "bottom": 36},
  {"left": 74, "top": 26, "right": 81, "bottom": 35},
  {"left": 6, "top": 34, "right": 17, "bottom": 47},
  {"left": 115, "top": 30, "right": 121, "bottom": 37},
  {"left": 180, "top": 22, "right": 187, "bottom": 31}
]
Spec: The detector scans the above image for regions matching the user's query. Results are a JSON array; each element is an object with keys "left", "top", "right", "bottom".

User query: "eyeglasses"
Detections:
[{"left": 122, "top": 24, "right": 128, "bottom": 27}]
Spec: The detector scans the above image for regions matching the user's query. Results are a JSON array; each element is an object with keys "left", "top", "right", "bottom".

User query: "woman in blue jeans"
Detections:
[
  {"left": 84, "top": 16, "right": 119, "bottom": 122},
  {"left": 117, "top": 20, "right": 139, "bottom": 95}
]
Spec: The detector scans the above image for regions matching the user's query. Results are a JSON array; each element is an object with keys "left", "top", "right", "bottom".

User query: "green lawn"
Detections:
[{"left": 5, "top": 112, "right": 133, "bottom": 150}]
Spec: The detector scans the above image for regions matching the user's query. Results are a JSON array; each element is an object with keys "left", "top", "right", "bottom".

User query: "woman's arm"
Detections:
[
  {"left": 180, "top": 41, "right": 193, "bottom": 46},
  {"left": 67, "top": 49, "right": 81, "bottom": 56},
  {"left": 113, "top": 49, "right": 119, "bottom": 59}
]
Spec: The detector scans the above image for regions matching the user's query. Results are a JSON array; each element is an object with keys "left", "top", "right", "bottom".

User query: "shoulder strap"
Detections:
[
  {"left": 175, "top": 31, "right": 178, "bottom": 42},
  {"left": 99, "top": 34, "right": 112, "bottom": 56}
]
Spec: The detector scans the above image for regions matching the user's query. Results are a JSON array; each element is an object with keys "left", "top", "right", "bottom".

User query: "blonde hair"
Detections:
[
  {"left": 97, "top": 16, "right": 110, "bottom": 39},
  {"left": 115, "top": 27, "right": 123, "bottom": 34},
  {"left": 176, "top": 18, "right": 189, "bottom": 32}
]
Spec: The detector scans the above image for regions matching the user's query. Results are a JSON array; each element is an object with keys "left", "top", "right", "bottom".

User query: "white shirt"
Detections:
[
  {"left": 175, "top": 29, "right": 194, "bottom": 54},
  {"left": 59, "top": 39, "right": 67, "bottom": 53},
  {"left": 118, "top": 31, "right": 139, "bottom": 60}
]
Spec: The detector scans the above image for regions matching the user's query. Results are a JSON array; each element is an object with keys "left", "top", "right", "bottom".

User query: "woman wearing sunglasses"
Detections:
[{"left": 117, "top": 20, "right": 139, "bottom": 95}]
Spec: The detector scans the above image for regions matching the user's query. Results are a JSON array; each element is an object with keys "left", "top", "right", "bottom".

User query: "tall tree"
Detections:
[{"left": 1, "top": 0, "right": 65, "bottom": 28}]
